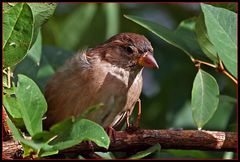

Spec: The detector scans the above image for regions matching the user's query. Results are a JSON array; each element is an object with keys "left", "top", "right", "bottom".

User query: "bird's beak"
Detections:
[{"left": 138, "top": 53, "right": 159, "bottom": 69}]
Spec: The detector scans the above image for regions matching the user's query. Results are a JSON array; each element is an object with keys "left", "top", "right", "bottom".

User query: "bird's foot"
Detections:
[
  {"left": 125, "top": 124, "right": 140, "bottom": 133},
  {"left": 134, "top": 98, "right": 142, "bottom": 128},
  {"left": 78, "top": 140, "right": 98, "bottom": 159},
  {"left": 125, "top": 99, "right": 142, "bottom": 133},
  {"left": 81, "top": 140, "right": 94, "bottom": 152},
  {"left": 105, "top": 126, "right": 116, "bottom": 142}
]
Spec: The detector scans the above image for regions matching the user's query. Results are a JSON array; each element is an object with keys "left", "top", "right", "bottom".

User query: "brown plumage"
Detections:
[{"left": 44, "top": 33, "right": 158, "bottom": 129}]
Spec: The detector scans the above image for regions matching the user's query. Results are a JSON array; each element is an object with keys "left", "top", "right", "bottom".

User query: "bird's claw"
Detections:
[
  {"left": 105, "top": 126, "right": 116, "bottom": 142},
  {"left": 125, "top": 98, "right": 142, "bottom": 133},
  {"left": 126, "top": 124, "right": 140, "bottom": 133}
]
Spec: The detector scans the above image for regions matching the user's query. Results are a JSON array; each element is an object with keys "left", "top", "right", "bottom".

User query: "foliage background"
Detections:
[{"left": 7, "top": 3, "right": 237, "bottom": 159}]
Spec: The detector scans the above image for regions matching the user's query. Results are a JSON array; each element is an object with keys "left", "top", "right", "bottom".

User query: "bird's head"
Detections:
[{"left": 93, "top": 33, "right": 159, "bottom": 71}]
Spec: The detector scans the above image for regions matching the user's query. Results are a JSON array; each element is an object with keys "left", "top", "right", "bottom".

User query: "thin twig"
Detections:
[
  {"left": 222, "top": 70, "right": 238, "bottom": 85},
  {"left": 218, "top": 60, "right": 238, "bottom": 85},
  {"left": 191, "top": 58, "right": 237, "bottom": 85},
  {"left": 191, "top": 58, "right": 217, "bottom": 68}
]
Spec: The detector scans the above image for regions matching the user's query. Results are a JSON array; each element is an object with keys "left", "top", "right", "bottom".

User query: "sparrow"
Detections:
[{"left": 44, "top": 32, "right": 159, "bottom": 130}]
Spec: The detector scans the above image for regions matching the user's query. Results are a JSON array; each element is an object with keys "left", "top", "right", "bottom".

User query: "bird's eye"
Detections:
[{"left": 126, "top": 46, "right": 134, "bottom": 54}]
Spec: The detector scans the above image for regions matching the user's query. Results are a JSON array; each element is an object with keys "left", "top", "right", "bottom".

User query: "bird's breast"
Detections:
[{"left": 85, "top": 63, "right": 142, "bottom": 126}]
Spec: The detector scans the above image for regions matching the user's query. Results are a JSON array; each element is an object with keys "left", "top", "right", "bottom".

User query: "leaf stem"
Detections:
[
  {"left": 191, "top": 58, "right": 238, "bottom": 85},
  {"left": 222, "top": 70, "right": 238, "bottom": 85},
  {"left": 191, "top": 57, "right": 217, "bottom": 68},
  {"left": 46, "top": 135, "right": 58, "bottom": 144}
]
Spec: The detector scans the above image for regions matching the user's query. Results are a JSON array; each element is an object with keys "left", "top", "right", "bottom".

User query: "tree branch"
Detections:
[
  {"left": 3, "top": 129, "right": 237, "bottom": 159},
  {"left": 61, "top": 129, "right": 237, "bottom": 154}
]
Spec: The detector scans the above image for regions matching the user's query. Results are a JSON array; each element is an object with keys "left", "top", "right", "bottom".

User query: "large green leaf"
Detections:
[
  {"left": 27, "top": 3, "right": 57, "bottom": 46},
  {"left": 27, "top": 3, "right": 57, "bottom": 28},
  {"left": 201, "top": 3, "right": 237, "bottom": 78},
  {"left": 16, "top": 74, "right": 47, "bottom": 136},
  {"left": 124, "top": 15, "right": 206, "bottom": 60},
  {"left": 58, "top": 4, "right": 97, "bottom": 50},
  {"left": 195, "top": 14, "right": 218, "bottom": 63},
  {"left": 33, "top": 117, "right": 110, "bottom": 152},
  {"left": 191, "top": 69, "right": 220, "bottom": 129},
  {"left": 48, "top": 118, "right": 110, "bottom": 150},
  {"left": 103, "top": 3, "right": 119, "bottom": 39},
  {"left": 3, "top": 3, "right": 34, "bottom": 67}
]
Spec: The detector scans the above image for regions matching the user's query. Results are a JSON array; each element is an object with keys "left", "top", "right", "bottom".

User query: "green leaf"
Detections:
[
  {"left": 27, "top": 3, "right": 57, "bottom": 46},
  {"left": 3, "top": 86, "right": 25, "bottom": 128},
  {"left": 124, "top": 15, "right": 205, "bottom": 60},
  {"left": 3, "top": 95, "right": 22, "bottom": 119},
  {"left": 21, "top": 143, "right": 35, "bottom": 158},
  {"left": 129, "top": 143, "right": 161, "bottom": 159},
  {"left": 48, "top": 118, "right": 110, "bottom": 150},
  {"left": 7, "top": 118, "right": 57, "bottom": 157},
  {"left": 7, "top": 118, "right": 41, "bottom": 151},
  {"left": 16, "top": 74, "right": 47, "bottom": 136},
  {"left": 36, "top": 54, "right": 55, "bottom": 79},
  {"left": 13, "top": 56, "right": 41, "bottom": 90},
  {"left": 80, "top": 103, "right": 104, "bottom": 118},
  {"left": 218, "top": 95, "right": 236, "bottom": 104},
  {"left": 205, "top": 95, "right": 236, "bottom": 130},
  {"left": 58, "top": 4, "right": 97, "bottom": 50},
  {"left": 3, "top": 86, "right": 16, "bottom": 95},
  {"left": 172, "top": 101, "right": 194, "bottom": 128},
  {"left": 210, "top": 3, "right": 237, "bottom": 12},
  {"left": 32, "top": 131, "right": 56, "bottom": 143},
  {"left": 223, "top": 152, "right": 234, "bottom": 159},
  {"left": 175, "top": 17, "right": 196, "bottom": 34},
  {"left": 39, "top": 149, "right": 59, "bottom": 157},
  {"left": 27, "top": 3, "right": 57, "bottom": 28},
  {"left": 3, "top": 3, "right": 34, "bottom": 67},
  {"left": 5, "top": 3, "right": 16, "bottom": 7},
  {"left": 195, "top": 14, "right": 218, "bottom": 63},
  {"left": 3, "top": 76, "right": 16, "bottom": 94},
  {"left": 94, "top": 152, "right": 115, "bottom": 159},
  {"left": 201, "top": 3, "right": 237, "bottom": 78},
  {"left": 191, "top": 69, "right": 220, "bottom": 129},
  {"left": 27, "top": 30, "right": 42, "bottom": 65},
  {"left": 103, "top": 3, "right": 119, "bottom": 39},
  {"left": 167, "top": 149, "right": 209, "bottom": 158},
  {"left": 3, "top": 3, "right": 13, "bottom": 12}
]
